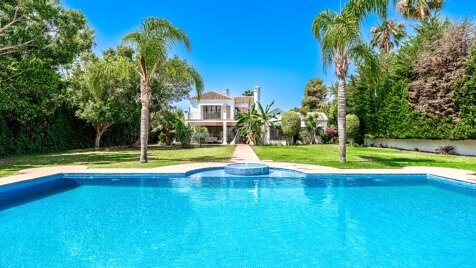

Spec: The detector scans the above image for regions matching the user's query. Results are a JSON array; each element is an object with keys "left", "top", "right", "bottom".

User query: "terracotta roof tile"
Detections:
[
  {"left": 233, "top": 96, "right": 254, "bottom": 104},
  {"left": 191, "top": 91, "right": 234, "bottom": 100}
]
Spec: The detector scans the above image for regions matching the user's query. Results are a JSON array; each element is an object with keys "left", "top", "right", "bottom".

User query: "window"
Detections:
[
  {"left": 269, "top": 126, "right": 286, "bottom": 140},
  {"left": 203, "top": 106, "right": 222, "bottom": 119}
]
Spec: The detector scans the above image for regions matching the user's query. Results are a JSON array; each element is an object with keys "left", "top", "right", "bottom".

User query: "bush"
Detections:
[
  {"left": 346, "top": 114, "right": 361, "bottom": 145},
  {"left": 299, "top": 128, "right": 312, "bottom": 145},
  {"left": 0, "top": 109, "right": 94, "bottom": 156},
  {"left": 281, "top": 111, "right": 301, "bottom": 145},
  {"left": 176, "top": 122, "right": 193, "bottom": 148},
  {"left": 322, "top": 127, "right": 337, "bottom": 144},
  {"left": 192, "top": 126, "right": 209, "bottom": 147},
  {"left": 435, "top": 145, "right": 455, "bottom": 155},
  {"left": 346, "top": 18, "right": 476, "bottom": 141}
]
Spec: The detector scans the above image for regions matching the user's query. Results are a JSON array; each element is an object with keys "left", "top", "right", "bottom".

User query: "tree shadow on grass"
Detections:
[
  {"left": 354, "top": 155, "right": 437, "bottom": 168},
  {"left": 0, "top": 145, "right": 233, "bottom": 176}
]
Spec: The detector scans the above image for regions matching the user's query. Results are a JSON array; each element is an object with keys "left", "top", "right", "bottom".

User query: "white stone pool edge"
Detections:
[{"left": 1, "top": 162, "right": 476, "bottom": 187}]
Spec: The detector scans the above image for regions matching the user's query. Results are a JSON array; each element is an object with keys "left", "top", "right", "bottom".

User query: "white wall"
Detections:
[
  {"left": 364, "top": 138, "right": 476, "bottom": 156},
  {"left": 188, "top": 100, "right": 235, "bottom": 120}
]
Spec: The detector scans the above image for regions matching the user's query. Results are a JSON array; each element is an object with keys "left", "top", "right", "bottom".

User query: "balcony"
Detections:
[{"left": 203, "top": 112, "right": 222, "bottom": 120}]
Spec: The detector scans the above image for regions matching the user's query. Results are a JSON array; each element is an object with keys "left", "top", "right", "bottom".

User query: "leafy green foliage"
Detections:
[
  {"left": 370, "top": 20, "right": 406, "bottom": 53},
  {"left": 0, "top": 0, "right": 93, "bottom": 122},
  {"left": 235, "top": 102, "right": 278, "bottom": 145},
  {"left": 302, "top": 114, "right": 323, "bottom": 144},
  {"left": 347, "top": 16, "right": 476, "bottom": 140},
  {"left": 345, "top": 114, "right": 361, "bottom": 144},
  {"left": 281, "top": 111, "right": 301, "bottom": 144},
  {"left": 175, "top": 121, "right": 193, "bottom": 148},
  {"left": 397, "top": 0, "right": 444, "bottom": 20},
  {"left": 68, "top": 51, "right": 139, "bottom": 148},
  {"left": 192, "top": 126, "right": 209, "bottom": 147},
  {"left": 301, "top": 78, "right": 328, "bottom": 111},
  {"left": 152, "top": 110, "right": 182, "bottom": 145},
  {"left": 0, "top": 0, "right": 94, "bottom": 155},
  {"left": 242, "top": 90, "right": 254, "bottom": 96},
  {"left": 122, "top": 17, "right": 203, "bottom": 162}
]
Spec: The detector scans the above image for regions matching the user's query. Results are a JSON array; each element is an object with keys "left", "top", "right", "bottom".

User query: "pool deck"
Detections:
[
  {"left": 2, "top": 145, "right": 476, "bottom": 186},
  {"left": 1, "top": 161, "right": 476, "bottom": 186}
]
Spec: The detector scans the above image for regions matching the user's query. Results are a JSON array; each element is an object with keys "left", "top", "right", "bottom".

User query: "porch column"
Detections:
[{"left": 222, "top": 121, "right": 228, "bottom": 145}]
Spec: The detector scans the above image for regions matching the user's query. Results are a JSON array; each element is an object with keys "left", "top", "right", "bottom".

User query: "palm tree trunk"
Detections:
[
  {"left": 140, "top": 78, "right": 151, "bottom": 163},
  {"left": 337, "top": 76, "right": 346, "bottom": 163}
]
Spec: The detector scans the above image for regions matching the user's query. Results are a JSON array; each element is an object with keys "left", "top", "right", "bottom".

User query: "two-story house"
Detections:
[
  {"left": 184, "top": 86, "right": 328, "bottom": 145},
  {"left": 184, "top": 87, "right": 259, "bottom": 144}
]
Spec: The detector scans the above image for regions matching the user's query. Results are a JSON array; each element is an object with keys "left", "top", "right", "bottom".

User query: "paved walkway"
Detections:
[{"left": 230, "top": 144, "right": 261, "bottom": 163}]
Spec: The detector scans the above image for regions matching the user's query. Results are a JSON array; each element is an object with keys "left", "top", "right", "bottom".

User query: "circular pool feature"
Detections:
[{"left": 224, "top": 163, "right": 270, "bottom": 176}]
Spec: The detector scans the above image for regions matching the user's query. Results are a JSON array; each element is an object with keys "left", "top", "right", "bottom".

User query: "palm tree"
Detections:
[
  {"left": 397, "top": 0, "right": 444, "bottom": 20},
  {"left": 152, "top": 109, "right": 181, "bottom": 145},
  {"left": 235, "top": 104, "right": 261, "bottom": 145},
  {"left": 304, "top": 114, "right": 322, "bottom": 144},
  {"left": 256, "top": 101, "right": 278, "bottom": 145},
  {"left": 235, "top": 102, "right": 278, "bottom": 145},
  {"left": 123, "top": 17, "right": 203, "bottom": 163},
  {"left": 312, "top": 6, "right": 373, "bottom": 162},
  {"left": 242, "top": 90, "right": 254, "bottom": 96},
  {"left": 371, "top": 20, "right": 406, "bottom": 53}
]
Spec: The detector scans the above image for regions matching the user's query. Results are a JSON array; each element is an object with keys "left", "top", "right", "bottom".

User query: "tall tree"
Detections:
[
  {"left": 0, "top": 0, "right": 92, "bottom": 122},
  {"left": 398, "top": 0, "right": 444, "bottom": 20},
  {"left": 409, "top": 21, "right": 475, "bottom": 119},
  {"left": 312, "top": 5, "right": 374, "bottom": 162},
  {"left": 123, "top": 17, "right": 203, "bottom": 163},
  {"left": 301, "top": 78, "right": 328, "bottom": 111},
  {"left": 371, "top": 20, "right": 406, "bottom": 53},
  {"left": 69, "top": 51, "right": 137, "bottom": 149}
]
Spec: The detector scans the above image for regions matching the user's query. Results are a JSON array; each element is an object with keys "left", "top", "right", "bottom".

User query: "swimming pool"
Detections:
[{"left": 1, "top": 169, "right": 476, "bottom": 267}]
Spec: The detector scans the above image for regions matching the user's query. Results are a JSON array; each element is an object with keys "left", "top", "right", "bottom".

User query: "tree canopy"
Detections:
[
  {"left": 301, "top": 78, "right": 328, "bottom": 112},
  {"left": 68, "top": 50, "right": 138, "bottom": 148},
  {"left": 281, "top": 111, "right": 301, "bottom": 144}
]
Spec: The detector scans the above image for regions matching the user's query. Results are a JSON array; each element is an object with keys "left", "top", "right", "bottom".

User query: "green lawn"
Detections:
[
  {"left": 0, "top": 145, "right": 236, "bottom": 178},
  {"left": 253, "top": 144, "right": 476, "bottom": 172}
]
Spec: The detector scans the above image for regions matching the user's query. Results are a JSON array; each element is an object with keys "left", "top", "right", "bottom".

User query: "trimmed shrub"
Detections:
[{"left": 281, "top": 111, "right": 301, "bottom": 145}]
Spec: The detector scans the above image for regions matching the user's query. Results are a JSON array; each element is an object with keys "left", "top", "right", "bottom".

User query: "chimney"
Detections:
[
  {"left": 223, "top": 89, "right": 230, "bottom": 96},
  {"left": 253, "top": 86, "right": 260, "bottom": 104}
]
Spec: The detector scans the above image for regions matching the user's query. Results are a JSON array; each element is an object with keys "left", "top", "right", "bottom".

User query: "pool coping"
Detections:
[{"left": 1, "top": 162, "right": 476, "bottom": 187}]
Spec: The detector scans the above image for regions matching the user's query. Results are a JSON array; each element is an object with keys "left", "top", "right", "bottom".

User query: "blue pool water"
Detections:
[{"left": 1, "top": 170, "right": 476, "bottom": 267}]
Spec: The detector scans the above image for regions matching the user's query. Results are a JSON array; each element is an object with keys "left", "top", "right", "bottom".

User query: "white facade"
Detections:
[
  {"left": 184, "top": 87, "right": 329, "bottom": 145},
  {"left": 185, "top": 89, "right": 257, "bottom": 144}
]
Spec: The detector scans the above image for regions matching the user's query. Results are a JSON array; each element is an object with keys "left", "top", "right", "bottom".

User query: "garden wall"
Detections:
[{"left": 364, "top": 139, "right": 476, "bottom": 156}]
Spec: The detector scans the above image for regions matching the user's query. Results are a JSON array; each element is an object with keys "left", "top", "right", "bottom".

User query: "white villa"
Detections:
[{"left": 184, "top": 86, "right": 328, "bottom": 145}]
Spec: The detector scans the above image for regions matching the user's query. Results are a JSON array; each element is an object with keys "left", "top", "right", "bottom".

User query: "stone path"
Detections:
[{"left": 230, "top": 144, "right": 261, "bottom": 163}]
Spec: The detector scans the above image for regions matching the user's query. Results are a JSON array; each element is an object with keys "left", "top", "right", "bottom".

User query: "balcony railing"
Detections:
[{"left": 203, "top": 112, "right": 222, "bottom": 120}]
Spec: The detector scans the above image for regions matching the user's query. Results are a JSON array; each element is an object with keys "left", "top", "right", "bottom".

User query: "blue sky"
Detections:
[{"left": 63, "top": 0, "right": 472, "bottom": 111}]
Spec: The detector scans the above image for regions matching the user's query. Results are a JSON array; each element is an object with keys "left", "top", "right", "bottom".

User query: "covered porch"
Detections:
[{"left": 186, "top": 121, "right": 240, "bottom": 144}]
